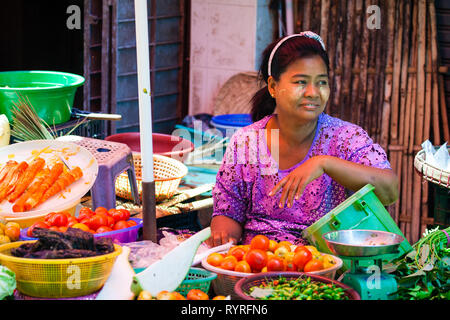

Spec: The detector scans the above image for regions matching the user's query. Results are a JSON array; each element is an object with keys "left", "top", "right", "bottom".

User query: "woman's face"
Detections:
[{"left": 269, "top": 55, "right": 330, "bottom": 123}]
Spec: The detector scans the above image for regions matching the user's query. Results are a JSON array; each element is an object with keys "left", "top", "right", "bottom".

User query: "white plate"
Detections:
[{"left": 0, "top": 140, "right": 98, "bottom": 218}]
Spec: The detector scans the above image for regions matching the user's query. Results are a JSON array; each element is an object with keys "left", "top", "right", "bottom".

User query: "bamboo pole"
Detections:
[
  {"left": 403, "top": 0, "right": 418, "bottom": 241},
  {"left": 293, "top": 0, "right": 301, "bottom": 34},
  {"left": 398, "top": 0, "right": 411, "bottom": 149},
  {"left": 311, "top": 0, "right": 322, "bottom": 34},
  {"left": 341, "top": 0, "right": 355, "bottom": 122},
  {"left": 351, "top": 0, "right": 364, "bottom": 126},
  {"left": 380, "top": 0, "right": 396, "bottom": 150},
  {"left": 320, "top": 0, "right": 330, "bottom": 48},
  {"left": 438, "top": 74, "right": 450, "bottom": 142},
  {"left": 390, "top": 0, "right": 404, "bottom": 221},
  {"left": 326, "top": 0, "right": 338, "bottom": 115},
  {"left": 374, "top": 0, "right": 387, "bottom": 142},
  {"left": 415, "top": 0, "right": 427, "bottom": 148},
  {"left": 408, "top": 1, "right": 418, "bottom": 154},
  {"left": 365, "top": 7, "right": 378, "bottom": 135},
  {"left": 390, "top": 0, "right": 403, "bottom": 144},
  {"left": 420, "top": 17, "right": 433, "bottom": 236},
  {"left": 423, "top": 18, "right": 433, "bottom": 144},
  {"left": 429, "top": 0, "right": 448, "bottom": 144},
  {"left": 397, "top": 0, "right": 411, "bottom": 227},
  {"left": 358, "top": 0, "right": 370, "bottom": 129},
  {"left": 332, "top": 1, "right": 347, "bottom": 118},
  {"left": 410, "top": 0, "right": 427, "bottom": 244},
  {"left": 303, "top": 0, "right": 312, "bottom": 31}
]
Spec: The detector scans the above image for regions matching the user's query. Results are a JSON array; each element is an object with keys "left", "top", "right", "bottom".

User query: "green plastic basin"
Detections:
[{"left": 0, "top": 70, "right": 85, "bottom": 125}]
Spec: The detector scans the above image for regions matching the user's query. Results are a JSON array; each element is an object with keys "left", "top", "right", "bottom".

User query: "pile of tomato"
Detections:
[
  {"left": 137, "top": 289, "right": 227, "bottom": 300},
  {"left": 206, "top": 235, "right": 336, "bottom": 274},
  {"left": 26, "top": 207, "right": 137, "bottom": 237}
]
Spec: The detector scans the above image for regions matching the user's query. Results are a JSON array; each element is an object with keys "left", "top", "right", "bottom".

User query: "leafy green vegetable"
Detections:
[
  {"left": 0, "top": 265, "right": 16, "bottom": 300},
  {"left": 387, "top": 227, "right": 450, "bottom": 300}
]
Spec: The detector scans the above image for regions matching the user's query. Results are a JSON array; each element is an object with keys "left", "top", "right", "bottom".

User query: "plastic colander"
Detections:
[{"left": 0, "top": 241, "right": 122, "bottom": 298}]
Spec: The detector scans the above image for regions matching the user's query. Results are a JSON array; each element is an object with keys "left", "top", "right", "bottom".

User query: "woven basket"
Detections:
[
  {"left": 234, "top": 272, "right": 361, "bottom": 300},
  {"left": 201, "top": 250, "right": 343, "bottom": 299},
  {"left": 213, "top": 71, "right": 263, "bottom": 116},
  {"left": 414, "top": 146, "right": 450, "bottom": 189},
  {"left": 115, "top": 153, "right": 188, "bottom": 202}
]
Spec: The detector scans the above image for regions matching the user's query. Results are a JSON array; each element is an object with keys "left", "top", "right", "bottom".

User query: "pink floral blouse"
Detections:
[{"left": 212, "top": 113, "right": 391, "bottom": 245}]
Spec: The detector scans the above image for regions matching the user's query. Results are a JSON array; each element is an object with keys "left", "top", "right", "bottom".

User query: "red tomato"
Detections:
[
  {"left": 107, "top": 208, "right": 117, "bottom": 217},
  {"left": 113, "top": 220, "right": 129, "bottom": 230},
  {"left": 303, "top": 259, "right": 324, "bottom": 272},
  {"left": 106, "top": 215, "right": 115, "bottom": 228},
  {"left": 96, "top": 226, "right": 113, "bottom": 234},
  {"left": 219, "top": 256, "right": 238, "bottom": 271},
  {"left": 44, "top": 212, "right": 56, "bottom": 223},
  {"left": 79, "top": 218, "right": 91, "bottom": 226},
  {"left": 245, "top": 249, "right": 268, "bottom": 272},
  {"left": 266, "top": 256, "right": 286, "bottom": 272},
  {"left": 286, "top": 261, "right": 296, "bottom": 271},
  {"left": 49, "top": 226, "right": 60, "bottom": 231},
  {"left": 27, "top": 221, "right": 49, "bottom": 237},
  {"left": 95, "top": 207, "right": 109, "bottom": 216},
  {"left": 67, "top": 216, "right": 78, "bottom": 225},
  {"left": 250, "top": 235, "right": 270, "bottom": 251},
  {"left": 206, "top": 253, "right": 224, "bottom": 267},
  {"left": 234, "top": 260, "right": 252, "bottom": 273},
  {"left": 49, "top": 212, "right": 68, "bottom": 227},
  {"left": 59, "top": 226, "right": 68, "bottom": 233},
  {"left": 293, "top": 248, "right": 313, "bottom": 271},
  {"left": 78, "top": 208, "right": 93, "bottom": 222},
  {"left": 186, "top": 289, "right": 209, "bottom": 300},
  {"left": 127, "top": 219, "right": 137, "bottom": 227},
  {"left": 117, "top": 209, "right": 130, "bottom": 221},
  {"left": 228, "top": 246, "right": 246, "bottom": 261},
  {"left": 88, "top": 214, "right": 108, "bottom": 231},
  {"left": 110, "top": 210, "right": 124, "bottom": 223}
]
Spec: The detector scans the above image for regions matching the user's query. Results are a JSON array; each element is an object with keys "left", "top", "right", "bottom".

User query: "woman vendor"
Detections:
[{"left": 208, "top": 31, "right": 399, "bottom": 247}]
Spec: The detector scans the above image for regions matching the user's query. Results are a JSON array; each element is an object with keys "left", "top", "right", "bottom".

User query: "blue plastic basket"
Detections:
[
  {"left": 211, "top": 114, "right": 253, "bottom": 137},
  {"left": 211, "top": 114, "right": 253, "bottom": 127}
]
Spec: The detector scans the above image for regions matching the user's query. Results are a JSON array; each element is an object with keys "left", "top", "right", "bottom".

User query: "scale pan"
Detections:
[{"left": 322, "top": 230, "right": 405, "bottom": 257}]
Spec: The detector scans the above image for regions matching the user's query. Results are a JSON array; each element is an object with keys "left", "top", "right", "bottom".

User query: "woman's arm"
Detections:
[
  {"left": 207, "top": 215, "right": 243, "bottom": 247},
  {"left": 270, "top": 155, "right": 399, "bottom": 208},
  {"left": 320, "top": 155, "right": 399, "bottom": 205}
]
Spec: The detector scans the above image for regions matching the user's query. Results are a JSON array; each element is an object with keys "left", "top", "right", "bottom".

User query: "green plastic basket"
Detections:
[
  {"left": 133, "top": 267, "right": 217, "bottom": 296},
  {"left": 175, "top": 267, "right": 217, "bottom": 296},
  {"left": 302, "top": 184, "right": 413, "bottom": 270}
]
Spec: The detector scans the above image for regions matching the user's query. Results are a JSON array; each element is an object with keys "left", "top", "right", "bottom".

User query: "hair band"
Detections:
[{"left": 267, "top": 31, "right": 326, "bottom": 77}]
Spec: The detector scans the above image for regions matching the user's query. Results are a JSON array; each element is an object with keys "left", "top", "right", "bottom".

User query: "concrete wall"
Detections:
[{"left": 188, "top": 0, "right": 274, "bottom": 115}]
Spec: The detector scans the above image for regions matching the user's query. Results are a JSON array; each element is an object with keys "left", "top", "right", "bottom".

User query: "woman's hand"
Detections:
[
  {"left": 207, "top": 215, "right": 243, "bottom": 247},
  {"left": 269, "top": 156, "right": 327, "bottom": 208}
]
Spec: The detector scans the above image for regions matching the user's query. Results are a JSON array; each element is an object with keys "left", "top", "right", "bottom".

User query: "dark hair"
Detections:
[{"left": 251, "top": 36, "right": 330, "bottom": 122}]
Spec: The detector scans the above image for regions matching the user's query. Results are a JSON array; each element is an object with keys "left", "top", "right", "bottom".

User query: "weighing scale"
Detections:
[{"left": 323, "top": 230, "right": 404, "bottom": 300}]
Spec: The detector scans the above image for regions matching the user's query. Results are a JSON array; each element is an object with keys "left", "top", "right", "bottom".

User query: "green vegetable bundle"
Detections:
[
  {"left": 387, "top": 227, "right": 450, "bottom": 300},
  {"left": 0, "top": 265, "right": 16, "bottom": 300}
]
